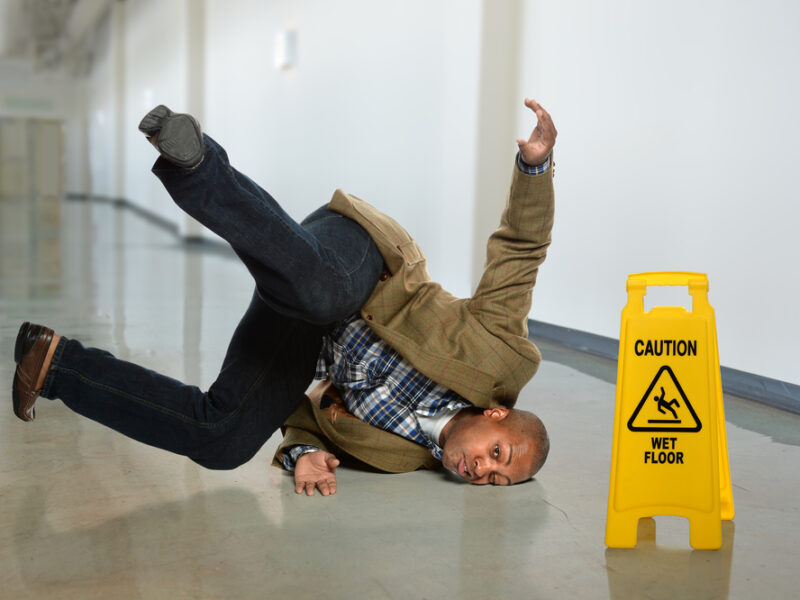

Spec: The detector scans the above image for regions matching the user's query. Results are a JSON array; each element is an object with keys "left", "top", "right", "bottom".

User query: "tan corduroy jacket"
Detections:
[{"left": 272, "top": 160, "right": 554, "bottom": 473}]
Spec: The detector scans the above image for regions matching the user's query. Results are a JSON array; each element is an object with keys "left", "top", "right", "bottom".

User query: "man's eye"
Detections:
[{"left": 493, "top": 445, "right": 500, "bottom": 458}]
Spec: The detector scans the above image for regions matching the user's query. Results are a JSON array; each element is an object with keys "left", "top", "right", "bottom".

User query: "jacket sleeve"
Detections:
[
  {"left": 271, "top": 397, "right": 441, "bottom": 473},
  {"left": 467, "top": 159, "right": 555, "bottom": 339},
  {"left": 271, "top": 400, "right": 335, "bottom": 469}
]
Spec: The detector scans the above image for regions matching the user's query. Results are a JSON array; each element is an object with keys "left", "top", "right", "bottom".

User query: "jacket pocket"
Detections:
[{"left": 397, "top": 241, "right": 425, "bottom": 266}]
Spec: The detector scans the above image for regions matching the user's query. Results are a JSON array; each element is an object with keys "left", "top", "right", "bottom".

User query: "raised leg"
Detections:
[{"left": 152, "top": 135, "right": 384, "bottom": 325}]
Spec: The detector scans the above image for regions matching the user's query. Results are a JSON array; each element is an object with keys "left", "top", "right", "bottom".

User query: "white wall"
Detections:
[
  {"left": 120, "top": 0, "right": 191, "bottom": 230},
  {"left": 519, "top": 0, "right": 800, "bottom": 384},
  {"left": 84, "top": 10, "right": 117, "bottom": 198},
  {"left": 204, "top": 0, "right": 482, "bottom": 296},
  {"left": 72, "top": 0, "right": 482, "bottom": 296},
  {"left": 69, "top": 0, "right": 799, "bottom": 385}
]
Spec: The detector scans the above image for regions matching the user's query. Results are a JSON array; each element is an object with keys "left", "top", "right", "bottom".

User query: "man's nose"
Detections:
[{"left": 473, "top": 458, "right": 486, "bottom": 477}]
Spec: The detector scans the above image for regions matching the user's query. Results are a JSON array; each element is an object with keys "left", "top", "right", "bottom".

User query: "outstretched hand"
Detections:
[
  {"left": 516, "top": 98, "right": 557, "bottom": 166},
  {"left": 295, "top": 451, "right": 340, "bottom": 496}
]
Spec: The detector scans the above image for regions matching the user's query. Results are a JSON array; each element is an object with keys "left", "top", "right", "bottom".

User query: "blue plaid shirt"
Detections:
[
  {"left": 282, "top": 153, "right": 550, "bottom": 470},
  {"left": 282, "top": 315, "right": 470, "bottom": 469}
]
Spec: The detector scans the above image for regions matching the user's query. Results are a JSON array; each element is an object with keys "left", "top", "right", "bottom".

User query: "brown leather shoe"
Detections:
[{"left": 12, "top": 322, "right": 55, "bottom": 421}]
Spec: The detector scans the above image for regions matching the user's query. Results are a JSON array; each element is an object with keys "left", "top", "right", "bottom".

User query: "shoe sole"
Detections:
[
  {"left": 138, "top": 104, "right": 172, "bottom": 136},
  {"left": 157, "top": 115, "right": 204, "bottom": 168},
  {"left": 14, "top": 321, "right": 30, "bottom": 364},
  {"left": 12, "top": 372, "right": 26, "bottom": 420},
  {"left": 12, "top": 321, "right": 40, "bottom": 421}
]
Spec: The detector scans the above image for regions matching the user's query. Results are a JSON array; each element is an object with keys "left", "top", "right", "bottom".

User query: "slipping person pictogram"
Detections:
[
  {"left": 654, "top": 386, "right": 680, "bottom": 421},
  {"left": 628, "top": 365, "right": 702, "bottom": 433}
]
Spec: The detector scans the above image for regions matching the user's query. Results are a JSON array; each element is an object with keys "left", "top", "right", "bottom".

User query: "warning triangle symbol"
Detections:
[{"left": 627, "top": 365, "right": 702, "bottom": 432}]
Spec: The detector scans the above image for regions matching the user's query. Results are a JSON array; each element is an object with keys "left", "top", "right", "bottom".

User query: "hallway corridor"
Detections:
[{"left": 1, "top": 194, "right": 799, "bottom": 599}]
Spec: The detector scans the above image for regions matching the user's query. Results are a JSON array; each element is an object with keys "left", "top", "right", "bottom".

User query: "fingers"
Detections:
[
  {"left": 295, "top": 479, "right": 314, "bottom": 495},
  {"left": 524, "top": 98, "right": 546, "bottom": 126},
  {"left": 537, "top": 106, "right": 557, "bottom": 139},
  {"left": 541, "top": 109, "right": 557, "bottom": 138},
  {"left": 312, "top": 475, "right": 336, "bottom": 496},
  {"left": 524, "top": 97, "right": 548, "bottom": 121},
  {"left": 295, "top": 479, "right": 319, "bottom": 496},
  {"left": 523, "top": 97, "right": 557, "bottom": 140},
  {"left": 524, "top": 97, "right": 541, "bottom": 112},
  {"left": 295, "top": 477, "right": 338, "bottom": 497},
  {"left": 319, "top": 478, "right": 337, "bottom": 496},
  {"left": 293, "top": 452, "right": 339, "bottom": 497}
]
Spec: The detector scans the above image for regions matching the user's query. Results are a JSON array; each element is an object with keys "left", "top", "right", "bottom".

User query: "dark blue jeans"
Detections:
[{"left": 41, "top": 135, "right": 384, "bottom": 469}]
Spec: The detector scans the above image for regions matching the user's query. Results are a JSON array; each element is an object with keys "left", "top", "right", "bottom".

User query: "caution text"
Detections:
[{"left": 634, "top": 339, "right": 697, "bottom": 357}]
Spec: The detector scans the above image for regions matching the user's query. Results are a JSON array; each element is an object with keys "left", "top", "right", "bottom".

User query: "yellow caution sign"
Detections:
[{"left": 606, "top": 272, "right": 734, "bottom": 550}]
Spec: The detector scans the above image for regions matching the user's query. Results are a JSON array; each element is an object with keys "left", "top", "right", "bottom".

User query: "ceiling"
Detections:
[{"left": 0, "top": 0, "right": 110, "bottom": 71}]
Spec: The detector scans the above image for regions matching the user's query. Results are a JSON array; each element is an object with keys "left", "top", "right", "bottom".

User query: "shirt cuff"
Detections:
[
  {"left": 281, "top": 444, "right": 320, "bottom": 471},
  {"left": 314, "top": 354, "right": 328, "bottom": 381},
  {"left": 517, "top": 152, "right": 551, "bottom": 175}
]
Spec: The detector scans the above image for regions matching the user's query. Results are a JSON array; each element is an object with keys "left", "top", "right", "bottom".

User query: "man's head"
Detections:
[{"left": 439, "top": 407, "right": 549, "bottom": 485}]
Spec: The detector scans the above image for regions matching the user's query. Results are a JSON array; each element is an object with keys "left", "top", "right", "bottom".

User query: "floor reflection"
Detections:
[
  {"left": 0, "top": 194, "right": 62, "bottom": 301},
  {"left": 605, "top": 518, "right": 735, "bottom": 600},
  {"left": 12, "top": 486, "right": 279, "bottom": 598},
  {"left": 457, "top": 480, "right": 551, "bottom": 598}
]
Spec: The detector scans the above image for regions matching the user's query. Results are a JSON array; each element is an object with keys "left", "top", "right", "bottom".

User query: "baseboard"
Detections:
[
  {"left": 65, "top": 193, "right": 233, "bottom": 254},
  {"left": 67, "top": 193, "right": 179, "bottom": 234},
  {"left": 529, "top": 319, "right": 800, "bottom": 416}
]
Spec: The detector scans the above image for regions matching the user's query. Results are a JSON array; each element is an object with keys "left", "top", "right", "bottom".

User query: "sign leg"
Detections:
[
  {"left": 605, "top": 512, "right": 639, "bottom": 548},
  {"left": 689, "top": 515, "right": 722, "bottom": 550}
]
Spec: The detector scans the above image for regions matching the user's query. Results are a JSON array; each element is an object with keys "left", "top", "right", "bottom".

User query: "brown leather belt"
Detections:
[{"left": 307, "top": 377, "right": 354, "bottom": 423}]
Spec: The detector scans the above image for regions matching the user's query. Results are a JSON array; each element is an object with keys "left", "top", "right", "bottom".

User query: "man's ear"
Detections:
[{"left": 483, "top": 407, "right": 510, "bottom": 421}]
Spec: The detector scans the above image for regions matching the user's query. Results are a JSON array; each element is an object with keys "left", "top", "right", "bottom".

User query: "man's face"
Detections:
[{"left": 440, "top": 408, "right": 535, "bottom": 485}]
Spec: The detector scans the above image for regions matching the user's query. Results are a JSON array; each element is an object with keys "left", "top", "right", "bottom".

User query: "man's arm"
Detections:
[
  {"left": 468, "top": 98, "right": 557, "bottom": 338},
  {"left": 273, "top": 397, "right": 440, "bottom": 492}
]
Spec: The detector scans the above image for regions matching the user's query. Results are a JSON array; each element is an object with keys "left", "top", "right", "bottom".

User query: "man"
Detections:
[{"left": 12, "top": 97, "right": 556, "bottom": 496}]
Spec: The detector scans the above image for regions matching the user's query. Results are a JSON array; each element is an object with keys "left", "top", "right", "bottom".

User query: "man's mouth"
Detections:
[{"left": 459, "top": 456, "right": 470, "bottom": 479}]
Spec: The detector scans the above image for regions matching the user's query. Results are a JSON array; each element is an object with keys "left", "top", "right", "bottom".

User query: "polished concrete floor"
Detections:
[{"left": 2, "top": 194, "right": 799, "bottom": 599}]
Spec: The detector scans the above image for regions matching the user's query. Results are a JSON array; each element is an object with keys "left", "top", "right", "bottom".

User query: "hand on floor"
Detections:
[{"left": 294, "top": 451, "right": 340, "bottom": 496}]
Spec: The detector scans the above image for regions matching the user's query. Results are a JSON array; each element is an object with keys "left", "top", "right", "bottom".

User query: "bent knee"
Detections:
[
  {"left": 190, "top": 457, "right": 244, "bottom": 470},
  {"left": 292, "top": 282, "right": 360, "bottom": 325},
  {"left": 190, "top": 449, "right": 252, "bottom": 470}
]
